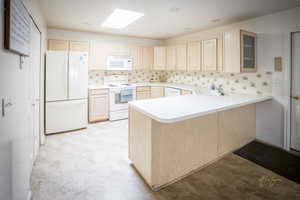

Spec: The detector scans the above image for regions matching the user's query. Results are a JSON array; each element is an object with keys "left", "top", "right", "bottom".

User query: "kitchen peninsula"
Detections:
[{"left": 128, "top": 94, "right": 272, "bottom": 190}]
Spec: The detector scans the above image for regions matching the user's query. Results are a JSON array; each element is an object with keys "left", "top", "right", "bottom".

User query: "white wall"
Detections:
[
  {"left": 167, "top": 7, "right": 300, "bottom": 148},
  {"left": 0, "top": 0, "right": 47, "bottom": 199}
]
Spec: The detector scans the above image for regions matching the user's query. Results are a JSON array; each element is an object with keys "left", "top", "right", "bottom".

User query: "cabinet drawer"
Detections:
[
  {"left": 136, "top": 86, "right": 150, "bottom": 92},
  {"left": 136, "top": 91, "right": 151, "bottom": 100},
  {"left": 89, "top": 89, "right": 109, "bottom": 95},
  {"left": 181, "top": 89, "right": 192, "bottom": 95},
  {"left": 151, "top": 86, "right": 164, "bottom": 98}
]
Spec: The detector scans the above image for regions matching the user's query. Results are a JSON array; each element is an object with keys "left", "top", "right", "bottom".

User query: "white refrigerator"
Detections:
[{"left": 45, "top": 51, "right": 88, "bottom": 134}]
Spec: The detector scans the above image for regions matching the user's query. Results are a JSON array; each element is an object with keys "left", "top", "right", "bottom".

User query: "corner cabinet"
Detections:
[{"left": 223, "top": 29, "right": 257, "bottom": 73}]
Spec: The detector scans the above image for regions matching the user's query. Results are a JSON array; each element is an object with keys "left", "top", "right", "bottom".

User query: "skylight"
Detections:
[{"left": 102, "top": 8, "right": 144, "bottom": 29}]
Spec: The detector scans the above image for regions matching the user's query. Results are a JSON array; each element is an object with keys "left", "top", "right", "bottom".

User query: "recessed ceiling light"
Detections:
[{"left": 102, "top": 8, "right": 144, "bottom": 29}]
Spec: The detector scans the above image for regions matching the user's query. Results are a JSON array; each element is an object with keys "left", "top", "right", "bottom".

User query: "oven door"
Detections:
[{"left": 110, "top": 88, "right": 135, "bottom": 111}]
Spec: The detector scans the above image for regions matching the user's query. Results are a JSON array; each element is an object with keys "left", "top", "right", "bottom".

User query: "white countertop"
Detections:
[
  {"left": 129, "top": 94, "right": 272, "bottom": 123},
  {"left": 89, "top": 82, "right": 201, "bottom": 93}
]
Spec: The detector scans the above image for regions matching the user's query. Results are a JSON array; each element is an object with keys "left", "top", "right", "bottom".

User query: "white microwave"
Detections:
[{"left": 106, "top": 56, "right": 133, "bottom": 71}]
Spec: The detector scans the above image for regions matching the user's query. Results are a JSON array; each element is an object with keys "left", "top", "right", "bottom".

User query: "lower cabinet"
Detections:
[
  {"left": 151, "top": 86, "right": 164, "bottom": 98},
  {"left": 136, "top": 86, "right": 165, "bottom": 100},
  {"left": 89, "top": 89, "right": 109, "bottom": 123},
  {"left": 136, "top": 91, "right": 151, "bottom": 100},
  {"left": 181, "top": 89, "right": 192, "bottom": 95},
  {"left": 136, "top": 86, "right": 193, "bottom": 100}
]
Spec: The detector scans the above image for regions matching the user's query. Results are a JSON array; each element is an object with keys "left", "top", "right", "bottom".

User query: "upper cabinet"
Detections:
[
  {"left": 69, "top": 41, "right": 90, "bottom": 52},
  {"left": 89, "top": 41, "right": 109, "bottom": 70},
  {"left": 130, "top": 46, "right": 142, "bottom": 69},
  {"left": 48, "top": 39, "right": 89, "bottom": 52},
  {"left": 187, "top": 41, "right": 201, "bottom": 71},
  {"left": 131, "top": 46, "right": 153, "bottom": 70},
  {"left": 240, "top": 30, "right": 257, "bottom": 72},
  {"left": 202, "top": 39, "right": 218, "bottom": 72},
  {"left": 48, "top": 39, "right": 69, "bottom": 51},
  {"left": 175, "top": 44, "right": 187, "bottom": 71},
  {"left": 223, "top": 29, "right": 257, "bottom": 73},
  {"left": 166, "top": 46, "right": 176, "bottom": 71},
  {"left": 141, "top": 47, "right": 154, "bottom": 70},
  {"left": 153, "top": 46, "right": 166, "bottom": 70}
]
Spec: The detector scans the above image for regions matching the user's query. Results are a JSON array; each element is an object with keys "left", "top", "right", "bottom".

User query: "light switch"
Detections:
[
  {"left": 1, "top": 98, "right": 13, "bottom": 117},
  {"left": 274, "top": 57, "right": 282, "bottom": 72}
]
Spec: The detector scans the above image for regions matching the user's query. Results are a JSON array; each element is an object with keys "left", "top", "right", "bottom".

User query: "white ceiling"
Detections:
[{"left": 39, "top": 0, "right": 300, "bottom": 39}]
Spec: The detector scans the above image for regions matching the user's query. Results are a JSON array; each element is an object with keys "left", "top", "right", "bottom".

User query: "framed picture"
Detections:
[{"left": 4, "top": 0, "right": 31, "bottom": 56}]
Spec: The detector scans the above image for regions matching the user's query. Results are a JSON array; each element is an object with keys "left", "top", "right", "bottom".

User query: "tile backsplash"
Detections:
[
  {"left": 163, "top": 71, "right": 272, "bottom": 95},
  {"left": 89, "top": 70, "right": 161, "bottom": 85},
  {"left": 89, "top": 70, "right": 272, "bottom": 95}
]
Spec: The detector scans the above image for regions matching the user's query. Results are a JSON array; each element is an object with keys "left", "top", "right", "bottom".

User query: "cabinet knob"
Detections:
[{"left": 292, "top": 96, "right": 299, "bottom": 100}]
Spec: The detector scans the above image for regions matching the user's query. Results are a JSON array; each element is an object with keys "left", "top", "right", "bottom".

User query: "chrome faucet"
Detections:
[
  {"left": 211, "top": 84, "right": 225, "bottom": 96},
  {"left": 217, "top": 84, "right": 225, "bottom": 96}
]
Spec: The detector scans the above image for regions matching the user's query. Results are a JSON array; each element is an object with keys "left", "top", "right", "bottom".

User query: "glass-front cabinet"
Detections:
[{"left": 240, "top": 30, "right": 257, "bottom": 72}]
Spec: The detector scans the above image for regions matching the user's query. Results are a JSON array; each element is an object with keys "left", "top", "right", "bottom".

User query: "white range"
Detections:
[{"left": 103, "top": 76, "right": 136, "bottom": 121}]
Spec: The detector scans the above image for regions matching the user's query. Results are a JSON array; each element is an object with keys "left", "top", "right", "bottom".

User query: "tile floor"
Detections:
[{"left": 31, "top": 120, "right": 300, "bottom": 200}]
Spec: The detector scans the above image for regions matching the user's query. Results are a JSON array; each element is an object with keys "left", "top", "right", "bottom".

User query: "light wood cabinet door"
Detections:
[
  {"left": 153, "top": 47, "right": 166, "bottom": 70},
  {"left": 89, "top": 93, "right": 109, "bottom": 122},
  {"left": 89, "top": 41, "right": 108, "bottom": 70},
  {"left": 69, "top": 41, "right": 89, "bottom": 52},
  {"left": 187, "top": 41, "right": 201, "bottom": 71},
  {"left": 217, "top": 36, "right": 223, "bottom": 72},
  {"left": 119, "top": 44, "right": 130, "bottom": 56},
  {"left": 141, "top": 47, "right": 154, "bottom": 70},
  {"left": 181, "top": 89, "right": 192, "bottom": 95},
  {"left": 151, "top": 86, "right": 164, "bottom": 98},
  {"left": 202, "top": 39, "right": 218, "bottom": 72},
  {"left": 48, "top": 39, "right": 69, "bottom": 51},
  {"left": 223, "top": 29, "right": 241, "bottom": 73},
  {"left": 166, "top": 46, "right": 176, "bottom": 71},
  {"left": 130, "top": 46, "right": 142, "bottom": 70},
  {"left": 175, "top": 44, "right": 187, "bottom": 71},
  {"left": 136, "top": 91, "right": 151, "bottom": 100}
]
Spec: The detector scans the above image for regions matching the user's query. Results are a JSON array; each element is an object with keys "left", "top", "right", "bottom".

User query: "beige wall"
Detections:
[{"left": 0, "top": 0, "right": 47, "bottom": 199}]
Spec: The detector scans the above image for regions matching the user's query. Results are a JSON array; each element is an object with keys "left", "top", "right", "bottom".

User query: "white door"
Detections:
[
  {"left": 29, "top": 20, "right": 41, "bottom": 161},
  {"left": 46, "top": 51, "right": 69, "bottom": 102},
  {"left": 68, "top": 52, "right": 88, "bottom": 100},
  {"left": 291, "top": 31, "right": 300, "bottom": 151}
]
